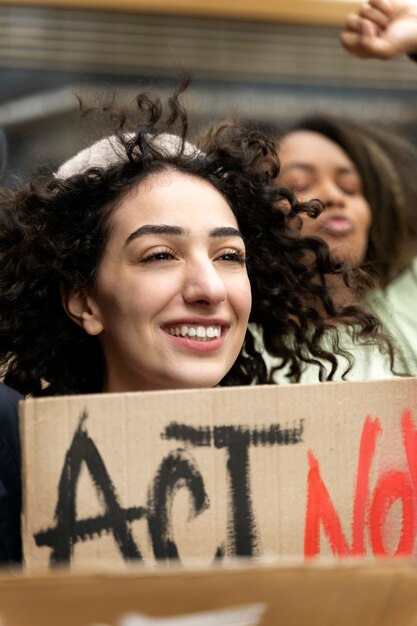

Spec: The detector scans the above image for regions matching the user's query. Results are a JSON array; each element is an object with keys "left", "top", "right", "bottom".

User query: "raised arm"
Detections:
[{"left": 340, "top": 0, "right": 417, "bottom": 59}]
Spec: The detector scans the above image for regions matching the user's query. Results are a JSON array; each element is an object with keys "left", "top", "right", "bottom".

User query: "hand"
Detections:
[{"left": 340, "top": 0, "right": 417, "bottom": 59}]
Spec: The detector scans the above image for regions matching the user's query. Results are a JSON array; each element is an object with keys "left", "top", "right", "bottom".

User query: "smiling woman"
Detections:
[
  {"left": 0, "top": 79, "right": 392, "bottom": 396},
  {"left": 64, "top": 171, "right": 251, "bottom": 392}
]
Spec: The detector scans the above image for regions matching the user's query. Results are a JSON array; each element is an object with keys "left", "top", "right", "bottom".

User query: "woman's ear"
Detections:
[{"left": 60, "top": 283, "right": 104, "bottom": 336}]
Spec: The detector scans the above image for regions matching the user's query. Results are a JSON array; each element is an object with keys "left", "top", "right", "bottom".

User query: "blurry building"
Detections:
[{"left": 1, "top": 0, "right": 417, "bottom": 184}]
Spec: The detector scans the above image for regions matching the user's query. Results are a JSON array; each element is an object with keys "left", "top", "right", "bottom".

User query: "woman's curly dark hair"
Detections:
[{"left": 0, "top": 79, "right": 394, "bottom": 396}]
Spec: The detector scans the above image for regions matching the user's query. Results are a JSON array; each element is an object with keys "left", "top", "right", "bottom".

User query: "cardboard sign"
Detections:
[
  {"left": 1, "top": 560, "right": 417, "bottom": 626},
  {"left": 20, "top": 378, "right": 417, "bottom": 569}
]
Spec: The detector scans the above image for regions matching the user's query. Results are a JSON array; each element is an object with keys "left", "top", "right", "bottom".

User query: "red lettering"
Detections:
[
  {"left": 305, "top": 416, "right": 381, "bottom": 558},
  {"left": 351, "top": 417, "right": 382, "bottom": 555},
  {"left": 304, "top": 450, "right": 350, "bottom": 557},
  {"left": 370, "top": 470, "right": 415, "bottom": 556},
  {"left": 305, "top": 410, "right": 417, "bottom": 559},
  {"left": 402, "top": 409, "right": 417, "bottom": 500}
]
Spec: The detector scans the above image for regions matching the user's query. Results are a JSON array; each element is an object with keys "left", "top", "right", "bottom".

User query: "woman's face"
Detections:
[
  {"left": 278, "top": 130, "right": 372, "bottom": 266},
  {"left": 80, "top": 170, "right": 251, "bottom": 392}
]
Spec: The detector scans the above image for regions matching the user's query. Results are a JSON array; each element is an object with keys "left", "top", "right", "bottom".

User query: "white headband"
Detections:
[{"left": 55, "top": 132, "right": 202, "bottom": 179}]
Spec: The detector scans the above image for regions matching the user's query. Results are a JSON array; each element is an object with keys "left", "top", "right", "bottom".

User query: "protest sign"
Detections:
[{"left": 20, "top": 378, "right": 417, "bottom": 569}]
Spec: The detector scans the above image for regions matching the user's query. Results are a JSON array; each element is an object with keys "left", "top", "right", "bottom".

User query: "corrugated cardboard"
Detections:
[
  {"left": 1, "top": 560, "right": 417, "bottom": 626},
  {"left": 21, "top": 378, "right": 417, "bottom": 570}
]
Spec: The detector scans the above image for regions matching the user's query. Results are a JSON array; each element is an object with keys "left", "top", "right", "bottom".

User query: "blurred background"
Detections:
[{"left": 2, "top": 0, "right": 417, "bottom": 186}]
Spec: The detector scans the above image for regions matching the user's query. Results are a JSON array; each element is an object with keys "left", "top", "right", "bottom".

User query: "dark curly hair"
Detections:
[{"left": 0, "top": 81, "right": 393, "bottom": 396}]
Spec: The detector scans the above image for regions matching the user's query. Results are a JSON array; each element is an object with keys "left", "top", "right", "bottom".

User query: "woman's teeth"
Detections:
[{"left": 167, "top": 325, "right": 222, "bottom": 340}]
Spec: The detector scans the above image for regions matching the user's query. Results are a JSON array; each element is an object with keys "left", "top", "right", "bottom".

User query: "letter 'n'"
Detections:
[
  {"left": 304, "top": 416, "right": 381, "bottom": 558},
  {"left": 304, "top": 450, "right": 350, "bottom": 557}
]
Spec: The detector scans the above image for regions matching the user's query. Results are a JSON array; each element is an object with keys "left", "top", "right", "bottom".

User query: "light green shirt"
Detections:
[
  {"left": 258, "top": 257, "right": 417, "bottom": 384},
  {"left": 370, "top": 256, "right": 417, "bottom": 376}
]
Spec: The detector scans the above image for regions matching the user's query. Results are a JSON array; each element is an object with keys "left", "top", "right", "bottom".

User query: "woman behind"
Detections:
[
  {"left": 276, "top": 114, "right": 417, "bottom": 376},
  {"left": 278, "top": 116, "right": 417, "bottom": 287},
  {"left": 0, "top": 80, "right": 388, "bottom": 396},
  {"left": 272, "top": 0, "right": 417, "bottom": 381}
]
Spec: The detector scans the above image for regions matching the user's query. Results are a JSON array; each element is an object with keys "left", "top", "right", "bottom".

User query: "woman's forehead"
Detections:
[
  {"left": 280, "top": 130, "right": 356, "bottom": 170},
  {"left": 107, "top": 170, "right": 239, "bottom": 237}
]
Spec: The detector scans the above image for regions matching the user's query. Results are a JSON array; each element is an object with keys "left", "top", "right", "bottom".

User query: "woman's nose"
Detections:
[
  {"left": 317, "top": 179, "right": 345, "bottom": 208},
  {"left": 182, "top": 259, "right": 227, "bottom": 306}
]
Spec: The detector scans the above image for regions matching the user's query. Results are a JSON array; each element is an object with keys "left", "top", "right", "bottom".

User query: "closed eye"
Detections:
[
  {"left": 337, "top": 172, "right": 362, "bottom": 196},
  {"left": 280, "top": 171, "right": 313, "bottom": 194},
  {"left": 339, "top": 183, "right": 361, "bottom": 196},
  {"left": 340, "top": 186, "right": 358, "bottom": 196}
]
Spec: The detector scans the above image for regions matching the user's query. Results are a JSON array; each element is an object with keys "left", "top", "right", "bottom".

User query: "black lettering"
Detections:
[
  {"left": 147, "top": 448, "right": 209, "bottom": 561},
  {"left": 34, "top": 410, "right": 146, "bottom": 564},
  {"left": 163, "top": 420, "right": 304, "bottom": 557}
]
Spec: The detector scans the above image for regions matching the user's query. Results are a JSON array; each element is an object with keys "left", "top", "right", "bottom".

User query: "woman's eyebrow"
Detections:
[
  {"left": 280, "top": 162, "right": 315, "bottom": 174},
  {"left": 281, "top": 163, "right": 358, "bottom": 176},
  {"left": 209, "top": 227, "right": 243, "bottom": 239},
  {"left": 336, "top": 165, "right": 359, "bottom": 175},
  {"left": 124, "top": 224, "right": 184, "bottom": 246},
  {"left": 125, "top": 224, "right": 243, "bottom": 246}
]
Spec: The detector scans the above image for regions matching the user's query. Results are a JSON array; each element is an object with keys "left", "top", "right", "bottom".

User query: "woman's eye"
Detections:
[
  {"left": 338, "top": 173, "right": 362, "bottom": 196},
  {"left": 292, "top": 181, "right": 311, "bottom": 193},
  {"left": 340, "top": 186, "right": 358, "bottom": 196},
  {"left": 340, "top": 186, "right": 361, "bottom": 196},
  {"left": 216, "top": 249, "right": 246, "bottom": 266},
  {"left": 281, "top": 173, "right": 312, "bottom": 194},
  {"left": 141, "top": 249, "right": 176, "bottom": 263}
]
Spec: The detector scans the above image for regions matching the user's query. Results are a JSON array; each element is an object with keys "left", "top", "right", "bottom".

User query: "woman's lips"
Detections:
[
  {"left": 320, "top": 216, "right": 354, "bottom": 235},
  {"left": 163, "top": 327, "right": 228, "bottom": 353},
  {"left": 161, "top": 322, "right": 229, "bottom": 353}
]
